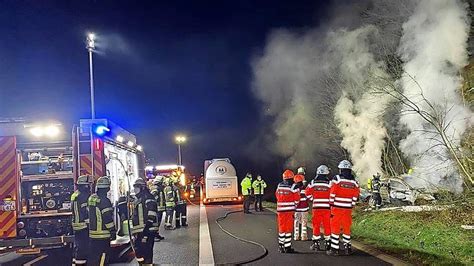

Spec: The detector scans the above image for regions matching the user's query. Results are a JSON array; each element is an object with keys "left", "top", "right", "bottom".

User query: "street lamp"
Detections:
[
  {"left": 175, "top": 135, "right": 187, "bottom": 165},
  {"left": 86, "top": 33, "right": 96, "bottom": 119}
]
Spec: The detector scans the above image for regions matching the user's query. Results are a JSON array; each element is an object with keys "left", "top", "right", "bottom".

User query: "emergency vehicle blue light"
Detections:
[{"left": 94, "top": 125, "right": 110, "bottom": 136}]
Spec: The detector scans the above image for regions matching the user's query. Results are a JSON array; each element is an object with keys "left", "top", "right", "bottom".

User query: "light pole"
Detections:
[
  {"left": 86, "top": 33, "right": 96, "bottom": 119},
  {"left": 175, "top": 135, "right": 187, "bottom": 165}
]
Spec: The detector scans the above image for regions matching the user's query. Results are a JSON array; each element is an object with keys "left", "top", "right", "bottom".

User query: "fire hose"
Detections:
[{"left": 215, "top": 210, "right": 268, "bottom": 265}]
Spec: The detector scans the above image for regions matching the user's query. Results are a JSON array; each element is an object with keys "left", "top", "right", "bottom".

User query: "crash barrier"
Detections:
[{"left": 215, "top": 210, "right": 268, "bottom": 264}]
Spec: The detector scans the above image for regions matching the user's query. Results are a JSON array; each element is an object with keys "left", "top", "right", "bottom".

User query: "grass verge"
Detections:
[{"left": 352, "top": 202, "right": 474, "bottom": 265}]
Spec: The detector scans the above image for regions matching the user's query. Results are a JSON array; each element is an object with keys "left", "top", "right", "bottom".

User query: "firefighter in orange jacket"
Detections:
[
  {"left": 275, "top": 169, "right": 300, "bottom": 253},
  {"left": 328, "top": 160, "right": 360, "bottom": 256},
  {"left": 305, "top": 165, "right": 331, "bottom": 251}
]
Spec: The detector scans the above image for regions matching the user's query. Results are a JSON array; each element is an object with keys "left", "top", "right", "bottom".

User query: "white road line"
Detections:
[
  {"left": 199, "top": 202, "right": 215, "bottom": 265},
  {"left": 24, "top": 254, "right": 48, "bottom": 266}
]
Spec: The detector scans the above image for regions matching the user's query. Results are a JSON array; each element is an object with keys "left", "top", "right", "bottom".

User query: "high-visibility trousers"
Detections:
[
  {"left": 294, "top": 211, "right": 308, "bottom": 240},
  {"left": 330, "top": 207, "right": 353, "bottom": 248},
  {"left": 312, "top": 209, "right": 331, "bottom": 239},
  {"left": 277, "top": 211, "right": 294, "bottom": 248},
  {"left": 277, "top": 211, "right": 294, "bottom": 233}
]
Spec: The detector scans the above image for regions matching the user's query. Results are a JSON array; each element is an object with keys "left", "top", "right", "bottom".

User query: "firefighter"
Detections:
[
  {"left": 164, "top": 177, "right": 176, "bottom": 230},
  {"left": 151, "top": 176, "right": 166, "bottom": 241},
  {"left": 306, "top": 165, "right": 331, "bottom": 251},
  {"left": 88, "top": 176, "right": 116, "bottom": 266},
  {"left": 174, "top": 179, "right": 189, "bottom": 228},
  {"left": 275, "top": 169, "right": 300, "bottom": 253},
  {"left": 293, "top": 174, "right": 309, "bottom": 241},
  {"left": 241, "top": 173, "right": 253, "bottom": 214},
  {"left": 328, "top": 160, "right": 360, "bottom": 256},
  {"left": 252, "top": 175, "right": 267, "bottom": 212},
  {"left": 297, "top": 166, "right": 306, "bottom": 175},
  {"left": 71, "top": 175, "right": 92, "bottom": 266},
  {"left": 370, "top": 173, "right": 383, "bottom": 210},
  {"left": 132, "top": 178, "right": 158, "bottom": 265}
]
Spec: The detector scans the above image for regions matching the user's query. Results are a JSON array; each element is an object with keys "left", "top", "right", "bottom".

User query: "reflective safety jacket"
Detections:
[
  {"left": 176, "top": 185, "right": 185, "bottom": 205},
  {"left": 241, "top": 177, "right": 252, "bottom": 196},
  {"left": 151, "top": 186, "right": 166, "bottom": 212},
  {"left": 164, "top": 185, "right": 176, "bottom": 208},
  {"left": 295, "top": 186, "right": 310, "bottom": 212},
  {"left": 88, "top": 194, "right": 116, "bottom": 239},
  {"left": 329, "top": 175, "right": 360, "bottom": 209},
  {"left": 275, "top": 181, "right": 300, "bottom": 212},
  {"left": 305, "top": 178, "right": 331, "bottom": 209},
  {"left": 71, "top": 190, "right": 89, "bottom": 231},
  {"left": 252, "top": 180, "right": 267, "bottom": 195},
  {"left": 132, "top": 191, "right": 158, "bottom": 234},
  {"left": 371, "top": 179, "right": 382, "bottom": 193}
]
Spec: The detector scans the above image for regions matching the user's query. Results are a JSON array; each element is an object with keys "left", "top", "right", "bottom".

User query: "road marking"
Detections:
[
  {"left": 265, "top": 206, "right": 408, "bottom": 265},
  {"left": 24, "top": 254, "right": 48, "bottom": 266},
  {"left": 199, "top": 202, "right": 215, "bottom": 265}
]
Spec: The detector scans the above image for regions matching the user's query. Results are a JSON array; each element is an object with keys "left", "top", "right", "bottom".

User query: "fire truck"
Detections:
[
  {"left": 0, "top": 119, "right": 75, "bottom": 251},
  {"left": 145, "top": 164, "right": 186, "bottom": 185},
  {"left": 0, "top": 118, "right": 144, "bottom": 254},
  {"left": 74, "top": 119, "right": 145, "bottom": 207}
]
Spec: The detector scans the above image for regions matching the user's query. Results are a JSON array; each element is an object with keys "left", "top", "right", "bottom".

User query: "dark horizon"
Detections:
[{"left": 0, "top": 0, "right": 329, "bottom": 181}]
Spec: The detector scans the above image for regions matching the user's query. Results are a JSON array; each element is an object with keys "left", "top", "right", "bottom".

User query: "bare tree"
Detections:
[{"left": 373, "top": 71, "right": 473, "bottom": 190}]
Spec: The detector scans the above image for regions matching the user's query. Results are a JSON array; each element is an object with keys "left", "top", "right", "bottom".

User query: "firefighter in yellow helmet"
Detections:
[
  {"left": 88, "top": 176, "right": 116, "bottom": 266},
  {"left": 151, "top": 176, "right": 166, "bottom": 241},
  {"left": 163, "top": 177, "right": 177, "bottom": 230},
  {"left": 132, "top": 178, "right": 158, "bottom": 265},
  {"left": 71, "top": 175, "right": 92, "bottom": 265}
]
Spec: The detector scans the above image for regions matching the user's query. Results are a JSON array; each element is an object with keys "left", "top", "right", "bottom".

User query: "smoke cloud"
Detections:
[
  {"left": 398, "top": 0, "right": 472, "bottom": 191},
  {"left": 251, "top": 3, "right": 399, "bottom": 179},
  {"left": 252, "top": 0, "right": 471, "bottom": 189}
]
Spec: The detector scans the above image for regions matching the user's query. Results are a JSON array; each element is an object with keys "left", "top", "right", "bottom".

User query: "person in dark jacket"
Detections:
[
  {"left": 71, "top": 175, "right": 92, "bottom": 265},
  {"left": 88, "top": 176, "right": 116, "bottom": 266},
  {"left": 132, "top": 178, "right": 158, "bottom": 265}
]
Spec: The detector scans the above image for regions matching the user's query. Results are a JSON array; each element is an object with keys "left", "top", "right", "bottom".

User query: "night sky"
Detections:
[{"left": 0, "top": 0, "right": 329, "bottom": 179}]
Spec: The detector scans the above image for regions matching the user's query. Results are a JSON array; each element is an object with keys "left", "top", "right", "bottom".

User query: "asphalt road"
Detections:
[{"left": 206, "top": 204, "right": 390, "bottom": 266}]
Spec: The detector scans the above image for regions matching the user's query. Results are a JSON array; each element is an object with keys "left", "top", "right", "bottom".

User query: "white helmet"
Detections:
[
  {"left": 316, "top": 165, "right": 330, "bottom": 175},
  {"left": 338, "top": 160, "right": 352, "bottom": 169},
  {"left": 297, "top": 167, "right": 306, "bottom": 174}
]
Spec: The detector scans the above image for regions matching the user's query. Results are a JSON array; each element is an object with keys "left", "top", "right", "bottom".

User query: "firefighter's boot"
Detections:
[
  {"left": 284, "top": 246, "right": 295, "bottom": 253},
  {"left": 326, "top": 247, "right": 340, "bottom": 256},
  {"left": 325, "top": 239, "right": 331, "bottom": 251},
  {"left": 343, "top": 243, "right": 353, "bottom": 255},
  {"left": 278, "top": 244, "right": 286, "bottom": 253},
  {"left": 310, "top": 240, "right": 319, "bottom": 251}
]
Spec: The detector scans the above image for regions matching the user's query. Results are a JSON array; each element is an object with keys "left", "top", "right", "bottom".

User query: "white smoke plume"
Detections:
[
  {"left": 330, "top": 26, "right": 394, "bottom": 183},
  {"left": 398, "top": 0, "right": 472, "bottom": 191},
  {"left": 252, "top": 0, "right": 471, "bottom": 189},
  {"left": 252, "top": 24, "right": 394, "bottom": 180},
  {"left": 251, "top": 28, "right": 336, "bottom": 168}
]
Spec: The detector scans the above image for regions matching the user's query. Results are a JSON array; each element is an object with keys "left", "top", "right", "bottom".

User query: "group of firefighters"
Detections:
[
  {"left": 275, "top": 160, "right": 360, "bottom": 256},
  {"left": 70, "top": 171, "right": 189, "bottom": 266}
]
